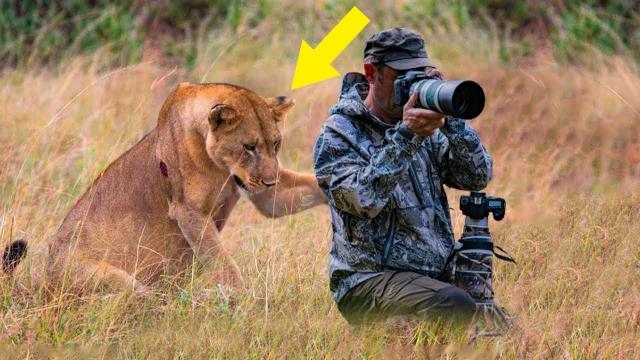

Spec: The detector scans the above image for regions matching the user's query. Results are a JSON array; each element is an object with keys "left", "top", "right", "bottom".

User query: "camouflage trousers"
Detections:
[{"left": 336, "top": 270, "right": 476, "bottom": 325}]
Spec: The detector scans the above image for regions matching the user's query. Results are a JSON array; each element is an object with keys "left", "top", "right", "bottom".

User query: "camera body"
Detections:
[
  {"left": 393, "top": 70, "right": 431, "bottom": 107},
  {"left": 460, "top": 192, "right": 506, "bottom": 221},
  {"left": 393, "top": 70, "right": 486, "bottom": 119}
]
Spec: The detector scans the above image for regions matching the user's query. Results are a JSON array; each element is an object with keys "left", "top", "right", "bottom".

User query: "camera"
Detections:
[
  {"left": 393, "top": 70, "right": 485, "bottom": 119},
  {"left": 460, "top": 191, "right": 505, "bottom": 220}
]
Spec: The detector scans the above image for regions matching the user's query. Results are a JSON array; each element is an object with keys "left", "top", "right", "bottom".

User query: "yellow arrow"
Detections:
[{"left": 290, "top": 6, "right": 370, "bottom": 90}]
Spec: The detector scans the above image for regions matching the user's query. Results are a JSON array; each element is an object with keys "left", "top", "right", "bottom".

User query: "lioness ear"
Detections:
[
  {"left": 265, "top": 96, "right": 295, "bottom": 121},
  {"left": 209, "top": 104, "right": 239, "bottom": 131}
]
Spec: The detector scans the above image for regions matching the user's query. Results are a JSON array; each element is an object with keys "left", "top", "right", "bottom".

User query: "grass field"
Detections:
[{"left": 1, "top": 2, "right": 640, "bottom": 358}]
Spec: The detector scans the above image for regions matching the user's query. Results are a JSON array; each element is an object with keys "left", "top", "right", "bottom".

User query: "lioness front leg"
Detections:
[
  {"left": 168, "top": 202, "right": 243, "bottom": 288},
  {"left": 78, "top": 259, "right": 150, "bottom": 294},
  {"left": 248, "top": 168, "right": 327, "bottom": 218}
]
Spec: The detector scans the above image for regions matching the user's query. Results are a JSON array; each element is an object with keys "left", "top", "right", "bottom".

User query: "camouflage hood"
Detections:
[{"left": 329, "top": 72, "right": 391, "bottom": 130}]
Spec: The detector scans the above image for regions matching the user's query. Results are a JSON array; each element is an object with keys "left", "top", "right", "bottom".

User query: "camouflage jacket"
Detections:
[{"left": 312, "top": 73, "right": 493, "bottom": 303}]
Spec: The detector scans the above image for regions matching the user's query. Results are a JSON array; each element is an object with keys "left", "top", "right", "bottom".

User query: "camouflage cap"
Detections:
[{"left": 363, "top": 27, "right": 435, "bottom": 70}]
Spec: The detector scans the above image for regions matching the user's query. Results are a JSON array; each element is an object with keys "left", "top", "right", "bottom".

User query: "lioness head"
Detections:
[{"left": 201, "top": 86, "right": 295, "bottom": 193}]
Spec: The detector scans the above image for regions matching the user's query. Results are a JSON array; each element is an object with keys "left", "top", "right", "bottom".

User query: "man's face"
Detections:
[{"left": 365, "top": 63, "right": 432, "bottom": 121}]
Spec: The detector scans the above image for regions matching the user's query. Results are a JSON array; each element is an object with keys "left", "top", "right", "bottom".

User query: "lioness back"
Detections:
[{"left": 51, "top": 127, "right": 190, "bottom": 284}]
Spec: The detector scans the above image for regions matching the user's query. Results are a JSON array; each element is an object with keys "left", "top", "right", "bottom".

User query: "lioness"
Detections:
[{"left": 2, "top": 82, "right": 327, "bottom": 292}]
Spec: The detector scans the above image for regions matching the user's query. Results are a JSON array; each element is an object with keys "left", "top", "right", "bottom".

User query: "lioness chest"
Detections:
[{"left": 210, "top": 185, "right": 241, "bottom": 231}]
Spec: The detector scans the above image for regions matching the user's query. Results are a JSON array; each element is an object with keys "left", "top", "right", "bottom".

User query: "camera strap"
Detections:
[
  {"left": 442, "top": 241, "right": 518, "bottom": 282},
  {"left": 493, "top": 245, "right": 516, "bottom": 264},
  {"left": 443, "top": 241, "right": 516, "bottom": 276}
]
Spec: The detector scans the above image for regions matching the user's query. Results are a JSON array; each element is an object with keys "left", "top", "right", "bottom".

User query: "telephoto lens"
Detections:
[
  {"left": 394, "top": 71, "right": 486, "bottom": 119},
  {"left": 411, "top": 79, "right": 485, "bottom": 119}
]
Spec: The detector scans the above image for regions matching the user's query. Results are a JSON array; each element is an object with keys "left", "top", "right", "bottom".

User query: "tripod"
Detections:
[{"left": 451, "top": 192, "right": 515, "bottom": 329}]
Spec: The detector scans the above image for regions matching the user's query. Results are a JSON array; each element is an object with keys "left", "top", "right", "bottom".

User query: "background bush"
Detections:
[{"left": 2, "top": 0, "right": 639, "bottom": 68}]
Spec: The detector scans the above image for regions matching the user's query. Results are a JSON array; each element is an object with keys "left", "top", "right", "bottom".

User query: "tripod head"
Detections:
[{"left": 458, "top": 192, "right": 506, "bottom": 237}]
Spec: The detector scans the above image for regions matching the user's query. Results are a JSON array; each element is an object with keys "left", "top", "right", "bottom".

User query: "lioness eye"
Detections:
[
  {"left": 274, "top": 140, "right": 281, "bottom": 152},
  {"left": 244, "top": 143, "right": 256, "bottom": 152}
]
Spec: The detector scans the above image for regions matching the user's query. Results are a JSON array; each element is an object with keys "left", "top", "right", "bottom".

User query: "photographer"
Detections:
[{"left": 312, "top": 28, "right": 493, "bottom": 324}]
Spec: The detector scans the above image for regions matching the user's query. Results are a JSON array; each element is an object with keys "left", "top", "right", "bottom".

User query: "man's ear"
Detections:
[
  {"left": 363, "top": 63, "right": 376, "bottom": 84},
  {"left": 208, "top": 104, "right": 239, "bottom": 131},
  {"left": 265, "top": 96, "right": 295, "bottom": 122}
]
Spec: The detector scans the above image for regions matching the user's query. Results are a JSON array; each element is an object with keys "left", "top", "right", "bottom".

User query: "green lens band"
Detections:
[
  {"left": 414, "top": 81, "right": 429, "bottom": 108},
  {"left": 430, "top": 81, "right": 445, "bottom": 113},
  {"left": 417, "top": 80, "right": 444, "bottom": 113}
]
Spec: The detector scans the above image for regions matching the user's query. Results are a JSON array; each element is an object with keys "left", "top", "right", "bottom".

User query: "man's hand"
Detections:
[
  {"left": 401, "top": 68, "right": 446, "bottom": 137},
  {"left": 402, "top": 92, "right": 445, "bottom": 138}
]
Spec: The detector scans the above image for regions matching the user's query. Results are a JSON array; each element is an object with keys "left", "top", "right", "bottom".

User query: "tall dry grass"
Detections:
[{"left": 1, "top": 5, "right": 640, "bottom": 358}]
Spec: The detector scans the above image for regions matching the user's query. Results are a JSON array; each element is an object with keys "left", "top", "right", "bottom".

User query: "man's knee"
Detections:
[{"left": 429, "top": 286, "right": 476, "bottom": 317}]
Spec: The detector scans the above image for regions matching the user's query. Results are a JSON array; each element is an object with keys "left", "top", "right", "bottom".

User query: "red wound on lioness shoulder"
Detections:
[{"left": 159, "top": 161, "right": 168, "bottom": 177}]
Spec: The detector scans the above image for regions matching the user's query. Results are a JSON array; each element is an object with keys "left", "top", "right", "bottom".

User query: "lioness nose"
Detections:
[{"left": 262, "top": 179, "right": 276, "bottom": 187}]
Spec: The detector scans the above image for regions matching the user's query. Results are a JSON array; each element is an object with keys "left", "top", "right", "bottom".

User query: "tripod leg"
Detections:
[{"left": 492, "top": 304, "right": 512, "bottom": 329}]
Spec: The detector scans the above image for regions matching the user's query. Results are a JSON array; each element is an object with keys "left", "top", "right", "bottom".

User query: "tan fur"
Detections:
[{"left": 15, "top": 82, "right": 327, "bottom": 293}]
